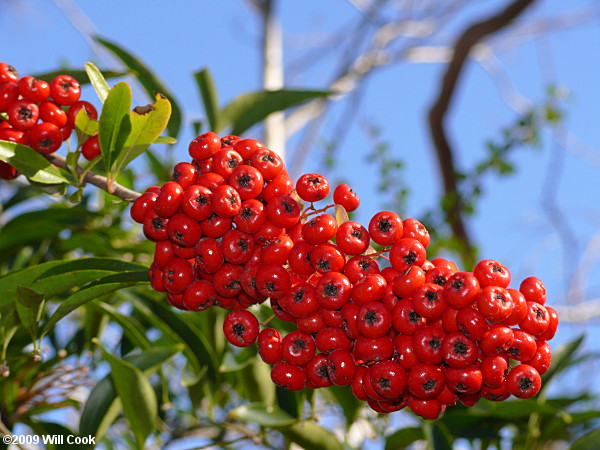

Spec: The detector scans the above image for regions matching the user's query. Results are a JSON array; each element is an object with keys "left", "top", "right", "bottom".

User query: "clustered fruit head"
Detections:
[
  {"left": 133, "top": 134, "right": 558, "bottom": 420},
  {"left": 0, "top": 62, "right": 99, "bottom": 180}
]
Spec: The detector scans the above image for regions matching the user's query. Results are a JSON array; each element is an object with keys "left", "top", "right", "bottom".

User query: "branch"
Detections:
[
  {"left": 43, "top": 153, "right": 141, "bottom": 202},
  {"left": 427, "top": 0, "right": 538, "bottom": 265}
]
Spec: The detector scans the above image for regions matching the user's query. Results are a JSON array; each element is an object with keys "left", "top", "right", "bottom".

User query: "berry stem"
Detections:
[
  {"left": 301, "top": 203, "right": 335, "bottom": 220},
  {"left": 42, "top": 152, "right": 141, "bottom": 202},
  {"left": 364, "top": 246, "right": 390, "bottom": 259},
  {"left": 260, "top": 314, "right": 276, "bottom": 327}
]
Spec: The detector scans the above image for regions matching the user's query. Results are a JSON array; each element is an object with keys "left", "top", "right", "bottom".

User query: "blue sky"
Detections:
[{"left": 2, "top": 0, "right": 600, "bottom": 427}]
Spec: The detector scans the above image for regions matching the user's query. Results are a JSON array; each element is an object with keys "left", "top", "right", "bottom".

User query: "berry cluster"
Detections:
[
  {"left": 132, "top": 132, "right": 558, "bottom": 420},
  {"left": 0, "top": 62, "right": 99, "bottom": 180}
]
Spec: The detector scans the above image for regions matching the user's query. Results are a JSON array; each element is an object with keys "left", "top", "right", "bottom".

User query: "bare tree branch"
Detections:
[
  {"left": 43, "top": 153, "right": 141, "bottom": 202},
  {"left": 427, "top": 0, "right": 538, "bottom": 265}
]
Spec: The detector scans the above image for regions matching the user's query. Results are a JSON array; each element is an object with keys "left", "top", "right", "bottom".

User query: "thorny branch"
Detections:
[
  {"left": 43, "top": 152, "right": 141, "bottom": 202},
  {"left": 427, "top": 0, "right": 538, "bottom": 265}
]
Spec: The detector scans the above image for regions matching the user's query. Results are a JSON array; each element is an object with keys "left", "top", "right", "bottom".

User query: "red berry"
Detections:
[
  {"left": 302, "top": 213, "right": 338, "bottom": 245},
  {"left": 18, "top": 76, "right": 50, "bottom": 103},
  {"left": 389, "top": 238, "right": 426, "bottom": 272},
  {"left": 171, "top": 162, "right": 198, "bottom": 189},
  {"left": 506, "top": 364, "right": 541, "bottom": 399},
  {"left": 333, "top": 183, "right": 360, "bottom": 212},
  {"left": 266, "top": 194, "right": 300, "bottom": 228},
  {"left": 335, "top": 221, "right": 370, "bottom": 255},
  {"left": 50, "top": 74, "right": 81, "bottom": 105},
  {"left": 0, "top": 82, "right": 19, "bottom": 112},
  {"left": 189, "top": 132, "right": 221, "bottom": 160},
  {"left": 81, "top": 135, "right": 101, "bottom": 160},
  {"left": 223, "top": 310, "right": 259, "bottom": 347},
  {"left": 327, "top": 348, "right": 356, "bottom": 385},
  {"left": 519, "top": 276, "right": 547, "bottom": 305},
  {"left": 271, "top": 361, "right": 306, "bottom": 391},
  {"left": 368, "top": 211, "right": 403, "bottom": 246},
  {"left": 296, "top": 173, "right": 330, "bottom": 203},
  {"left": 473, "top": 259, "right": 511, "bottom": 288},
  {"left": 182, "top": 280, "right": 217, "bottom": 311},
  {"left": 282, "top": 330, "right": 316, "bottom": 366},
  {"left": 67, "top": 101, "right": 98, "bottom": 128},
  {"left": 211, "top": 184, "right": 242, "bottom": 218},
  {"left": 28, "top": 122, "right": 63, "bottom": 154},
  {"left": 8, "top": 100, "right": 39, "bottom": 130},
  {"left": 257, "top": 328, "right": 283, "bottom": 365}
]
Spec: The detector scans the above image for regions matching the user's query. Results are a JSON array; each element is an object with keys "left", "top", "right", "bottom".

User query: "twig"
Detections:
[
  {"left": 427, "top": 0, "right": 538, "bottom": 265},
  {"left": 43, "top": 152, "right": 141, "bottom": 202}
]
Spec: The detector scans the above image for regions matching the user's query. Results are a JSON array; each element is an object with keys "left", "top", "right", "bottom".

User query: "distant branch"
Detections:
[
  {"left": 43, "top": 153, "right": 141, "bottom": 202},
  {"left": 427, "top": 0, "right": 538, "bottom": 265}
]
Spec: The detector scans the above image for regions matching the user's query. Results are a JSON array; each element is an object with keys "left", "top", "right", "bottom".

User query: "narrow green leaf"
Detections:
[
  {"left": 41, "top": 270, "right": 148, "bottom": 337},
  {"left": 541, "top": 334, "right": 585, "bottom": 391},
  {"left": 15, "top": 287, "right": 45, "bottom": 342},
  {"left": 0, "top": 141, "right": 69, "bottom": 184},
  {"left": 281, "top": 421, "right": 344, "bottom": 450},
  {"left": 571, "top": 427, "right": 600, "bottom": 450},
  {"left": 229, "top": 403, "right": 296, "bottom": 428},
  {"left": 221, "top": 89, "right": 331, "bottom": 136},
  {"left": 102, "top": 349, "right": 157, "bottom": 448},
  {"left": 111, "top": 92, "right": 172, "bottom": 176},
  {"left": 328, "top": 385, "right": 361, "bottom": 425},
  {"left": 94, "top": 301, "right": 151, "bottom": 350},
  {"left": 79, "top": 345, "right": 182, "bottom": 442},
  {"left": 385, "top": 427, "right": 425, "bottom": 450},
  {"left": 85, "top": 62, "right": 111, "bottom": 102},
  {"left": 75, "top": 108, "right": 100, "bottom": 136},
  {"left": 95, "top": 36, "right": 181, "bottom": 137},
  {"left": 153, "top": 136, "right": 177, "bottom": 144},
  {"left": 144, "top": 149, "right": 171, "bottom": 183},
  {"left": 194, "top": 68, "right": 220, "bottom": 131},
  {"left": 130, "top": 294, "right": 218, "bottom": 382},
  {"left": 0, "top": 257, "right": 145, "bottom": 310},
  {"left": 424, "top": 422, "right": 453, "bottom": 450},
  {"left": 28, "top": 421, "right": 84, "bottom": 450},
  {"left": 98, "top": 81, "right": 132, "bottom": 174}
]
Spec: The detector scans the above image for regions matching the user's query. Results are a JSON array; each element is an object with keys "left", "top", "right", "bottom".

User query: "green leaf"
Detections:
[
  {"left": 85, "top": 62, "right": 111, "bottom": 103},
  {"left": 0, "top": 141, "right": 69, "bottom": 184},
  {"left": 385, "top": 427, "right": 425, "bottom": 450},
  {"left": 95, "top": 36, "right": 181, "bottom": 137},
  {"left": 15, "top": 287, "right": 45, "bottom": 342},
  {"left": 0, "top": 257, "right": 145, "bottom": 311},
  {"left": 281, "top": 421, "right": 344, "bottom": 450},
  {"left": 130, "top": 294, "right": 218, "bottom": 382},
  {"left": 153, "top": 136, "right": 177, "bottom": 144},
  {"left": 194, "top": 68, "right": 220, "bottom": 131},
  {"left": 111, "top": 92, "right": 172, "bottom": 176},
  {"left": 75, "top": 108, "right": 100, "bottom": 136},
  {"left": 28, "top": 421, "right": 84, "bottom": 450},
  {"left": 79, "top": 345, "right": 182, "bottom": 442},
  {"left": 541, "top": 334, "right": 585, "bottom": 392},
  {"left": 41, "top": 270, "right": 148, "bottom": 337},
  {"left": 221, "top": 89, "right": 331, "bottom": 135},
  {"left": 98, "top": 81, "right": 132, "bottom": 176},
  {"left": 328, "top": 385, "right": 361, "bottom": 425},
  {"left": 102, "top": 349, "right": 157, "bottom": 448},
  {"left": 571, "top": 427, "right": 600, "bottom": 450},
  {"left": 94, "top": 301, "right": 151, "bottom": 350},
  {"left": 423, "top": 422, "right": 453, "bottom": 450},
  {"left": 144, "top": 149, "right": 171, "bottom": 183},
  {"left": 229, "top": 403, "right": 296, "bottom": 428}
]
